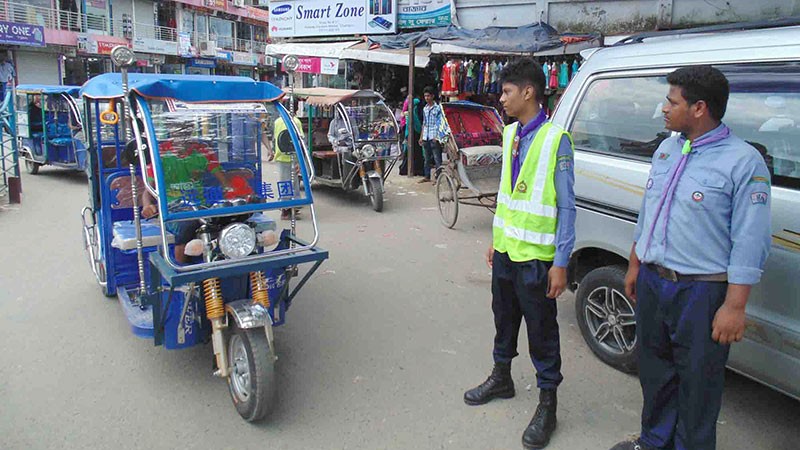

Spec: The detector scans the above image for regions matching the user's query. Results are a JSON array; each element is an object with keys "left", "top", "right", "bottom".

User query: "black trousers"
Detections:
[{"left": 491, "top": 251, "right": 563, "bottom": 389}]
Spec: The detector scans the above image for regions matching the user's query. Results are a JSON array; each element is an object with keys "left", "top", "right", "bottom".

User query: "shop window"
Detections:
[
  {"left": 209, "top": 18, "right": 234, "bottom": 50},
  {"left": 570, "top": 76, "right": 670, "bottom": 161}
]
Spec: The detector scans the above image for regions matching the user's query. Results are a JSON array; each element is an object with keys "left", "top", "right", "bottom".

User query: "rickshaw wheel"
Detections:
[
  {"left": 25, "top": 159, "right": 40, "bottom": 175},
  {"left": 227, "top": 323, "right": 276, "bottom": 422},
  {"left": 436, "top": 173, "right": 459, "bottom": 229},
  {"left": 368, "top": 177, "right": 383, "bottom": 212}
]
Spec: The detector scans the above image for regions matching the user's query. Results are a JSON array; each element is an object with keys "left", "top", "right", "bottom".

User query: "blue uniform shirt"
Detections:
[
  {"left": 517, "top": 118, "right": 576, "bottom": 268},
  {"left": 634, "top": 123, "right": 772, "bottom": 284}
]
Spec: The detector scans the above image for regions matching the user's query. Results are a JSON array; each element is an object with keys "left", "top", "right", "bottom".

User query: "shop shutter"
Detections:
[{"left": 16, "top": 51, "right": 60, "bottom": 85}]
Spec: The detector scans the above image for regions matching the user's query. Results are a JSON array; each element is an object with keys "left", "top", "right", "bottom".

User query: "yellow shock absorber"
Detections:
[
  {"left": 203, "top": 277, "right": 229, "bottom": 377},
  {"left": 250, "top": 271, "right": 270, "bottom": 308},
  {"left": 203, "top": 277, "right": 224, "bottom": 319}
]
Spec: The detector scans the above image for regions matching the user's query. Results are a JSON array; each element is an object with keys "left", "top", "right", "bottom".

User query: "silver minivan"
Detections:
[{"left": 552, "top": 25, "right": 800, "bottom": 399}]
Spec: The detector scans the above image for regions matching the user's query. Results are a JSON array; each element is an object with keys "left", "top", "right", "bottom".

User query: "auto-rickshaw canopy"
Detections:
[
  {"left": 17, "top": 85, "right": 81, "bottom": 96},
  {"left": 81, "top": 73, "right": 285, "bottom": 103},
  {"left": 286, "top": 87, "right": 384, "bottom": 107}
]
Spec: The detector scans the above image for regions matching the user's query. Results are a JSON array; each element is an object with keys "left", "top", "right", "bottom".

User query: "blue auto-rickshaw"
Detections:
[
  {"left": 79, "top": 66, "right": 328, "bottom": 421},
  {"left": 16, "top": 85, "right": 86, "bottom": 174}
]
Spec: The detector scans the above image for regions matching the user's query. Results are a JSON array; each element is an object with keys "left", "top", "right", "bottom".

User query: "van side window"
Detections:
[
  {"left": 570, "top": 76, "right": 670, "bottom": 161},
  {"left": 720, "top": 62, "right": 800, "bottom": 190}
]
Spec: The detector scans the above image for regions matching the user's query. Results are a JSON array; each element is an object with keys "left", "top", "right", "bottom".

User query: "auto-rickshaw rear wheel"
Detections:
[
  {"left": 25, "top": 158, "right": 40, "bottom": 175},
  {"left": 227, "top": 323, "right": 276, "bottom": 422},
  {"left": 367, "top": 177, "right": 383, "bottom": 212}
]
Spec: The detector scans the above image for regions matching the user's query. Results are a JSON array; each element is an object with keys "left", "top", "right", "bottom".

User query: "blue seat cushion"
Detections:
[{"left": 49, "top": 137, "right": 73, "bottom": 146}]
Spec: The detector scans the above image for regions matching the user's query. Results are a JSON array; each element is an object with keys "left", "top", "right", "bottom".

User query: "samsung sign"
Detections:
[
  {"left": 269, "top": 0, "right": 397, "bottom": 37},
  {"left": 272, "top": 4, "right": 291, "bottom": 15}
]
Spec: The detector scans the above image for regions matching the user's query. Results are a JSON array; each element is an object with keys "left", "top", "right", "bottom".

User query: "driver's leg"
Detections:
[{"left": 168, "top": 220, "right": 199, "bottom": 264}]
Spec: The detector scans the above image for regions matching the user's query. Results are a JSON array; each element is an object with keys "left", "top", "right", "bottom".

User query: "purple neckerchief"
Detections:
[
  {"left": 511, "top": 109, "right": 547, "bottom": 189},
  {"left": 641, "top": 124, "right": 731, "bottom": 260}
]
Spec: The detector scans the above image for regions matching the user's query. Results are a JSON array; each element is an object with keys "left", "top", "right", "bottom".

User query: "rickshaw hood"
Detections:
[{"left": 80, "top": 73, "right": 285, "bottom": 103}]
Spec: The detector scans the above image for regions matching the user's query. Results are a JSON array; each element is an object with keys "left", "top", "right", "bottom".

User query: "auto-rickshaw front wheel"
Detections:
[
  {"left": 368, "top": 177, "right": 383, "bottom": 212},
  {"left": 227, "top": 323, "right": 276, "bottom": 422},
  {"left": 25, "top": 159, "right": 41, "bottom": 175}
]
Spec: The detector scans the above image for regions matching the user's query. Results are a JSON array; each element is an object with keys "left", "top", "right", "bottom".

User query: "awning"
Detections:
[
  {"left": 285, "top": 87, "right": 384, "bottom": 106},
  {"left": 265, "top": 41, "right": 429, "bottom": 68},
  {"left": 265, "top": 41, "right": 360, "bottom": 60},
  {"left": 342, "top": 42, "right": 429, "bottom": 68}
]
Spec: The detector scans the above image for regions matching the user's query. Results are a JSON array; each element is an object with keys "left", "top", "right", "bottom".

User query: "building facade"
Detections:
[{"left": 1, "top": 0, "right": 275, "bottom": 87}]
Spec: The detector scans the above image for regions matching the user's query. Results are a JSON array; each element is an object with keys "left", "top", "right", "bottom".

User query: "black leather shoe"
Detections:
[
  {"left": 522, "top": 389, "right": 557, "bottom": 449},
  {"left": 609, "top": 439, "right": 652, "bottom": 450},
  {"left": 463, "top": 363, "right": 515, "bottom": 405}
]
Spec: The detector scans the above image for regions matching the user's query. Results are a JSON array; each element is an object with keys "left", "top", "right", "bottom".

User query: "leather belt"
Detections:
[{"left": 645, "top": 264, "right": 727, "bottom": 283}]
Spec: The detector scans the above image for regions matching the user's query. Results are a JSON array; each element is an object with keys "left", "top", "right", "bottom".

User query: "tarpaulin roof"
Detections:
[
  {"left": 17, "top": 85, "right": 81, "bottom": 96},
  {"left": 81, "top": 73, "right": 284, "bottom": 102},
  {"left": 368, "top": 23, "right": 564, "bottom": 53},
  {"left": 285, "top": 88, "right": 383, "bottom": 106}
]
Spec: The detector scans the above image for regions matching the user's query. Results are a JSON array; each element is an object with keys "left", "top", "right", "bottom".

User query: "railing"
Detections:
[
  {"left": 193, "top": 33, "right": 267, "bottom": 55},
  {"left": 0, "top": 1, "right": 108, "bottom": 33},
  {"left": 133, "top": 22, "right": 178, "bottom": 42}
]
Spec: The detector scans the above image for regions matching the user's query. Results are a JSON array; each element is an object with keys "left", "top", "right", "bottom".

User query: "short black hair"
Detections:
[
  {"left": 423, "top": 86, "right": 436, "bottom": 96},
  {"left": 499, "top": 58, "right": 545, "bottom": 102},
  {"left": 666, "top": 65, "right": 729, "bottom": 121}
]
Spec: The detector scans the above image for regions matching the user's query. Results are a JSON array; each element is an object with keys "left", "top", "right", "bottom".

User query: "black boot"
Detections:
[
  {"left": 522, "top": 389, "right": 557, "bottom": 449},
  {"left": 463, "top": 363, "right": 515, "bottom": 406}
]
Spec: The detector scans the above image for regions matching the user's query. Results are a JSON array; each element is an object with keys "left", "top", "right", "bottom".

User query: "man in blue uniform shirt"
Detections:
[
  {"left": 611, "top": 66, "right": 771, "bottom": 450},
  {"left": 463, "top": 58, "right": 575, "bottom": 449}
]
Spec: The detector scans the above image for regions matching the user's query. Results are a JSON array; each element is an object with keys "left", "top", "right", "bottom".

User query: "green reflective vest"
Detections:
[
  {"left": 273, "top": 115, "right": 304, "bottom": 163},
  {"left": 492, "top": 121, "right": 567, "bottom": 262}
]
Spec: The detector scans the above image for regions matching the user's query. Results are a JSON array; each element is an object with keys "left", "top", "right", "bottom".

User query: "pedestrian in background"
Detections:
[{"left": 419, "top": 86, "right": 447, "bottom": 183}]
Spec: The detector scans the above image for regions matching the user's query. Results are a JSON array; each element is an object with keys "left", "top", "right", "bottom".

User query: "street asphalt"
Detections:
[{"left": 1, "top": 167, "right": 797, "bottom": 449}]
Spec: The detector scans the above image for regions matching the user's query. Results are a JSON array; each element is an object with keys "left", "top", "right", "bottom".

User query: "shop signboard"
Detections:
[
  {"left": 133, "top": 36, "right": 178, "bottom": 56},
  {"left": 232, "top": 51, "right": 257, "bottom": 66},
  {"left": 0, "top": 21, "right": 44, "bottom": 47},
  {"left": 295, "top": 57, "right": 339, "bottom": 75},
  {"left": 78, "top": 34, "right": 129, "bottom": 55},
  {"left": 216, "top": 50, "right": 233, "bottom": 61},
  {"left": 268, "top": 0, "right": 397, "bottom": 37},
  {"left": 188, "top": 58, "right": 216, "bottom": 68},
  {"left": 178, "top": 32, "right": 194, "bottom": 57},
  {"left": 398, "top": 0, "right": 453, "bottom": 29}
]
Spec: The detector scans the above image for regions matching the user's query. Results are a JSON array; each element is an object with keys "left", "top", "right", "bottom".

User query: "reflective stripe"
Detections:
[
  {"left": 499, "top": 123, "right": 517, "bottom": 192},
  {"left": 493, "top": 216, "right": 556, "bottom": 246},
  {"left": 496, "top": 192, "right": 557, "bottom": 218},
  {"left": 531, "top": 126, "right": 561, "bottom": 202}
]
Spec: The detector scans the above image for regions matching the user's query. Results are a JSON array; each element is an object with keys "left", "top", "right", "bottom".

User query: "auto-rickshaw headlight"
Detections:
[{"left": 218, "top": 223, "right": 256, "bottom": 259}]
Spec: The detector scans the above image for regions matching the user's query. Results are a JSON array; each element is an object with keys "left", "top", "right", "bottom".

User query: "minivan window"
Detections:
[
  {"left": 722, "top": 62, "right": 800, "bottom": 190},
  {"left": 569, "top": 76, "right": 670, "bottom": 161},
  {"left": 570, "top": 64, "right": 800, "bottom": 190}
]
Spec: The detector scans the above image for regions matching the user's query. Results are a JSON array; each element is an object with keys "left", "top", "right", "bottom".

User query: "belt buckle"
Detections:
[{"left": 656, "top": 265, "right": 679, "bottom": 282}]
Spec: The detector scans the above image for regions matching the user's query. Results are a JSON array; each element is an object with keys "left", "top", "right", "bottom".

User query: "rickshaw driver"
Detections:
[
  {"left": 141, "top": 135, "right": 229, "bottom": 263},
  {"left": 28, "top": 94, "right": 43, "bottom": 133}
]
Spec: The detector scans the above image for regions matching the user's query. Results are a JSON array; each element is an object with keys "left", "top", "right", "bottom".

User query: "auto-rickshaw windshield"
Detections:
[
  {"left": 145, "top": 99, "right": 308, "bottom": 215},
  {"left": 343, "top": 102, "right": 397, "bottom": 142}
]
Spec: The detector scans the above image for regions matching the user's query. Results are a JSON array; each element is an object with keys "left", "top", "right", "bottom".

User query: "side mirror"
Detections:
[{"left": 277, "top": 130, "right": 295, "bottom": 154}]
